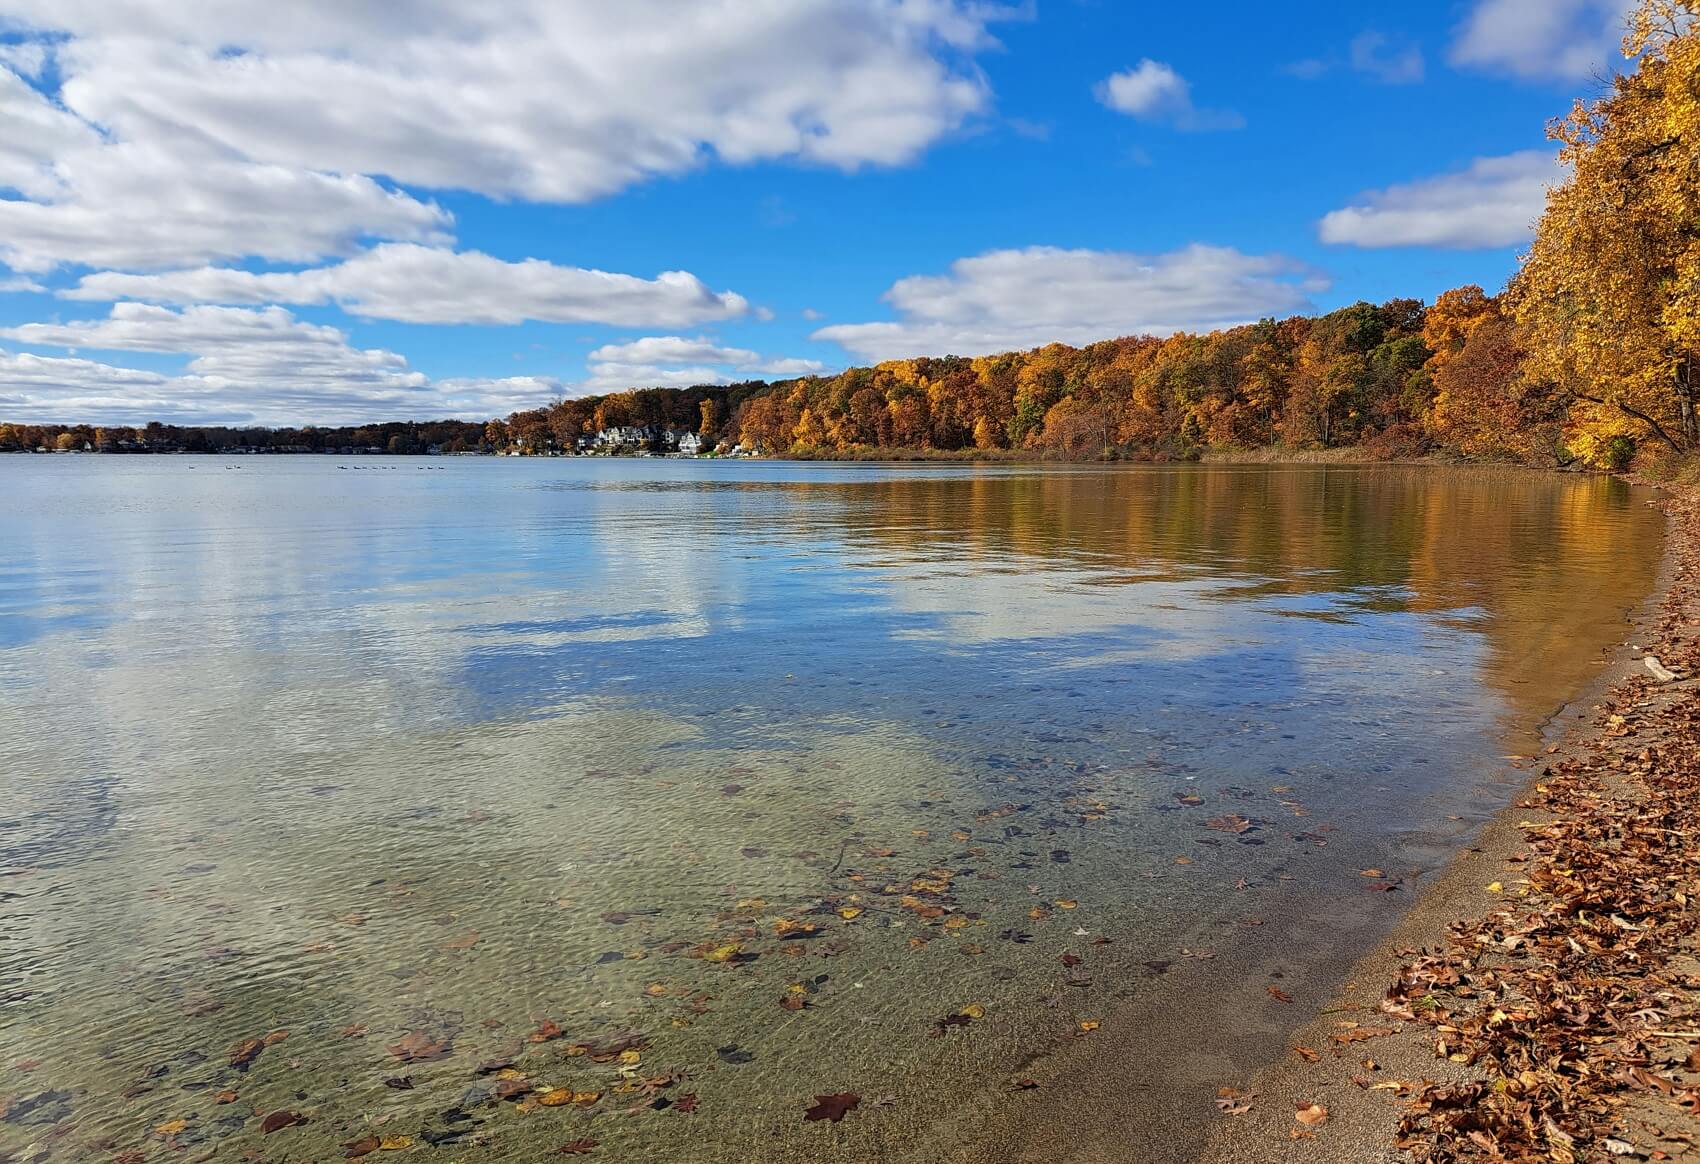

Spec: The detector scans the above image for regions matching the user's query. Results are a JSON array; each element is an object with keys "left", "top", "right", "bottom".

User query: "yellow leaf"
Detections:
[
  {"left": 379, "top": 1135, "right": 413, "bottom": 1150},
  {"left": 154, "top": 1119, "right": 189, "bottom": 1135},
  {"left": 1078, "top": 1019, "right": 1100, "bottom": 1032}
]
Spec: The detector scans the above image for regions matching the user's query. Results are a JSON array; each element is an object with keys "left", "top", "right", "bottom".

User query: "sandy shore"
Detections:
[
  {"left": 940, "top": 478, "right": 1697, "bottom": 1164},
  {"left": 1193, "top": 480, "right": 1700, "bottom": 1164}
]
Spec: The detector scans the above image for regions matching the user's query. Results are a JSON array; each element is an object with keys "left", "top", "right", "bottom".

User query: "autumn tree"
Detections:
[{"left": 1517, "top": 0, "right": 1700, "bottom": 463}]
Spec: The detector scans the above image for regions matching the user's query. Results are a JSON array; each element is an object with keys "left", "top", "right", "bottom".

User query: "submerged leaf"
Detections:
[
  {"left": 261, "top": 1109, "right": 308, "bottom": 1134},
  {"left": 804, "top": 1093, "right": 860, "bottom": 1122}
]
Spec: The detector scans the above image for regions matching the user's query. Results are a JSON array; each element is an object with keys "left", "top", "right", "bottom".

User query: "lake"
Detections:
[{"left": 0, "top": 457, "right": 1666, "bottom": 1162}]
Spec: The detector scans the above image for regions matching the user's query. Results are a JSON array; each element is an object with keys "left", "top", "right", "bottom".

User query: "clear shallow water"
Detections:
[{"left": 0, "top": 458, "right": 1665, "bottom": 1162}]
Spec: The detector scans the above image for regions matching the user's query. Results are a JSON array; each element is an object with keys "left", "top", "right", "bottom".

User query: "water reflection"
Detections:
[{"left": 0, "top": 459, "right": 1663, "bottom": 1163}]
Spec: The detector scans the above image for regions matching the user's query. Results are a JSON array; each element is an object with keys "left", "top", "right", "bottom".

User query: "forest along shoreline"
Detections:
[{"left": 1185, "top": 475, "right": 1700, "bottom": 1164}]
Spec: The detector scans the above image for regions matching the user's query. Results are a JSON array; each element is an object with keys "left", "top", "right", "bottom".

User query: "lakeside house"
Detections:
[{"left": 582, "top": 425, "right": 706, "bottom": 455}]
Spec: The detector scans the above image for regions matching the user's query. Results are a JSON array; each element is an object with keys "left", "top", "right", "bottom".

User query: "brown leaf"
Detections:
[
  {"left": 675, "top": 1092, "right": 699, "bottom": 1113},
  {"left": 443, "top": 932, "right": 481, "bottom": 950},
  {"left": 1294, "top": 1046, "right": 1320, "bottom": 1062},
  {"left": 1295, "top": 1102, "right": 1329, "bottom": 1127},
  {"left": 261, "top": 1109, "right": 308, "bottom": 1134},
  {"left": 557, "top": 1139, "right": 598, "bottom": 1155},
  {"left": 214, "top": 1088, "right": 239, "bottom": 1104},
  {"left": 387, "top": 1030, "right": 452, "bottom": 1062},
  {"left": 1215, "top": 1086, "right": 1254, "bottom": 1116},
  {"left": 1266, "top": 986, "right": 1294, "bottom": 1004},
  {"left": 343, "top": 1135, "right": 381, "bottom": 1158},
  {"left": 229, "top": 1037, "right": 265, "bottom": 1068},
  {"left": 494, "top": 1078, "right": 533, "bottom": 1100},
  {"left": 804, "top": 1092, "right": 860, "bottom": 1122},
  {"left": 1205, "top": 814, "right": 1253, "bottom": 834}
]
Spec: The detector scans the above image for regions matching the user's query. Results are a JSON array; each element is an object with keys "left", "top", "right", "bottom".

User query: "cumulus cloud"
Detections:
[
  {"left": 0, "top": 137, "right": 452, "bottom": 274},
  {"left": 1451, "top": 0, "right": 1635, "bottom": 80},
  {"left": 1094, "top": 60, "right": 1243, "bottom": 131},
  {"left": 0, "top": 304, "right": 561, "bottom": 423},
  {"left": 811, "top": 245, "right": 1325, "bottom": 362},
  {"left": 579, "top": 334, "right": 826, "bottom": 393},
  {"left": 67, "top": 245, "right": 750, "bottom": 327},
  {"left": 1318, "top": 150, "right": 1561, "bottom": 249},
  {"left": 2, "top": 1, "right": 1006, "bottom": 237}
]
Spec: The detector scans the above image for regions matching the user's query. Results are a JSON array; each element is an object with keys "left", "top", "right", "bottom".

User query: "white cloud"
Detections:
[
  {"left": 1451, "top": 0, "right": 1634, "bottom": 80},
  {"left": 1318, "top": 150, "right": 1560, "bottom": 249},
  {"left": 0, "top": 137, "right": 452, "bottom": 273},
  {"left": 1094, "top": 60, "right": 1243, "bottom": 131},
  {"left": 67, "top": 245, "right": 750, "bottom": 327},
  {"left": 0, "top": 276, "right": 47, "bottom": 293},
  {"left": 3, "top": 1, "right": 1007, "bottom": 218},
  {"left": 0, "top": 303, "right": 561, "bottom": 423},
  {"left": 580, "top": 334, "right": 826, "bottom": 393},
  {"left": 1349, "top": 31, "right": 1425, "bottom": 84},
  {"left": 812, "top": 244, "right": 1325, "bottom": 362}
]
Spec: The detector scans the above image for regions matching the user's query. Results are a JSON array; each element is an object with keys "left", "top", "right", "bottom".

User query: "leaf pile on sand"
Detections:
[{"left": 1389, "top": 488, "right": 1700, "bottom": 1162}]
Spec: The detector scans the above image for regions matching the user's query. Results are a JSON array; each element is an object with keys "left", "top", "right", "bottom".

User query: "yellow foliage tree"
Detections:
[{"left": 1516, "top": 0, "right": 1700, "bottom": 463}]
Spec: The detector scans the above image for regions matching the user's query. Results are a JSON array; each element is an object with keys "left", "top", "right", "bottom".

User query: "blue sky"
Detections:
[{"left": 0, "top": 1, "right": 1636, "bottom": 424}]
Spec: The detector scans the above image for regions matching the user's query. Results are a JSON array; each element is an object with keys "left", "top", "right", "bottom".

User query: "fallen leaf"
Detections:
[
  {"left": 229, "top": 1038, "right": 265, "bottom": 1068},
  {"left": 675, "top": 1093, "right": 699, "bottom": 1113},
  {"left": 557, "top": 1139, "right": 598, "bottom": 1155},
  {"left": 1215, "top": 1087, "right": 1254, "bottom": 1116},
  {"left": 343, "top": 1134, "right": 381, "bottom": 1158},
  {"left": 215, "top": 1088, "right": 239, "bottom": 1104},
  {"left": 387, "top": 1030, "right": 452, "bottom": 1062},
  {"left": 443, "top": 932, "right": 481, "bottom": 950},
  {"left": 261, "top": 1109, "right": 308, "bottom": 1134},
  {"left": 1295, "top": 1103, "right": 1329, "bottom": 1127},
  {"left": 1267, "top": 986, "right": 1294, "bottom": 1004},
  {"left": 379, "top": 1135, "right": 413, "bottom": 1150},
  {"left": 1294, "top": 1046, "right": 1320, "bottom": 1062},
  {"left": 1078, "top": 1019, "right": 1100, "bottom": 1032},
  {"left": 804, "top": 1093, "right": 860, "bottom": 1122},
  {"left": 154, "top": 1118, "right": 189, "bottom": 1135}
]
